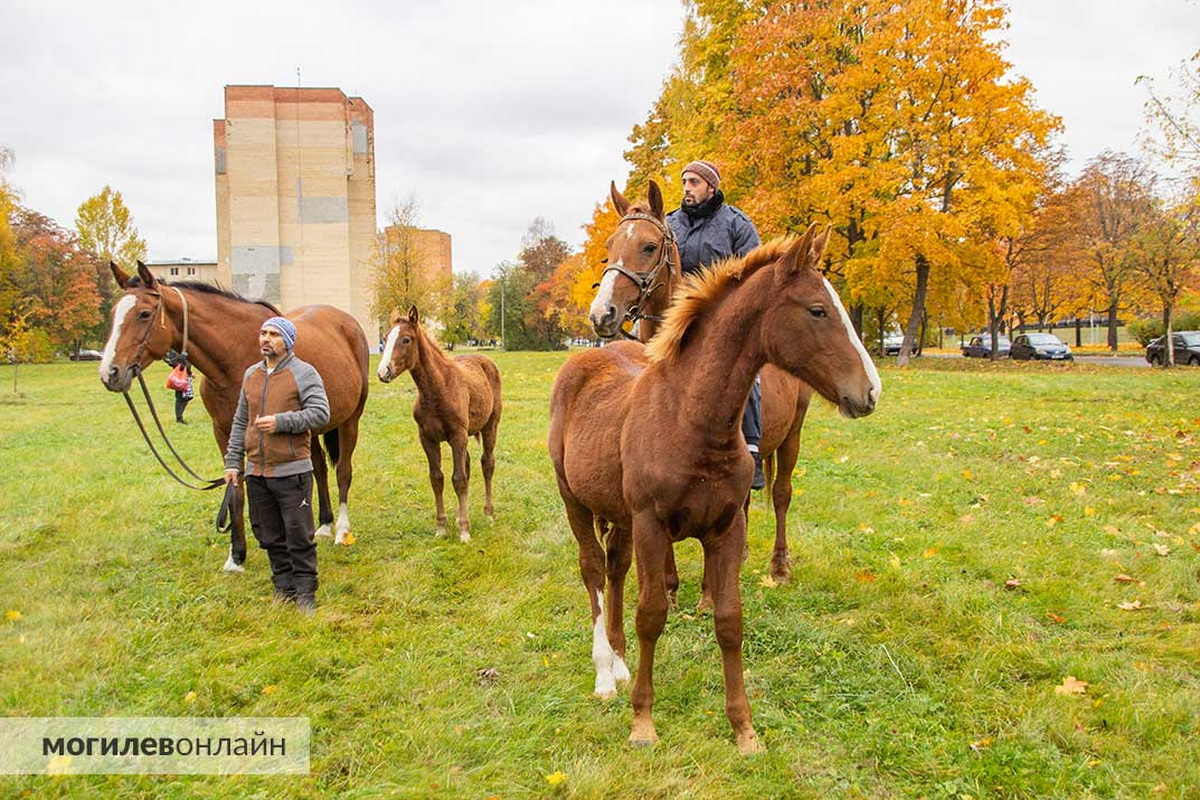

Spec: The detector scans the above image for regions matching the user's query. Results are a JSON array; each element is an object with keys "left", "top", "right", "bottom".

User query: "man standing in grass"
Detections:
[{"left": 224, "top": 317, "right": 329, "bottom": 614}]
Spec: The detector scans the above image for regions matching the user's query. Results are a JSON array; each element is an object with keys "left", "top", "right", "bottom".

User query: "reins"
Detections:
[
  {"left": 118, "top": 285, "right": 232, "bottom": 526},
  {"left": 596, "top": 211, "right": 678, "bottom": 340}
]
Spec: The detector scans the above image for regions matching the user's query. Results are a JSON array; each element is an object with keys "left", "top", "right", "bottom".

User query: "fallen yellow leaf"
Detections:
[
  {"left": 261, "top": 684, "right": 277, "bottom": 696},
  {"left": 1113, "top": 574, "right": 1138, "bottom": 583},
  {"left": 759, "top": 574, "right": 777, "bottom": 589},
  {"left": 545, "top": 771, "right": 566, "bottom": 785},
  {"left": 184, "top": 691, "right": 197, "bottom": 704},
  {"left": 1117, "top": 600, "right": 1143, "bottom": 611},
  {"left": 1054, "top": 676, "right": 1088, "bottom": 695},
  {"left": 4, "top": 610, "right": 20, "bottom": 622},
  {"left": 339, "top": 532, "right": 357, "bottom": 546}
]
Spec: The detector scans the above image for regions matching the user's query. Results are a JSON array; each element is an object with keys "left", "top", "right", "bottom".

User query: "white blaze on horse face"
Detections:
[
  {"left": 623, "top": 222, "right": 637, "bottom": 241},
  {"left": 588, "top": 262, "right": 622, "bottom": 328},
  {"left": 99, "top": 295, "right": 138, "bottom": 382},
  {"left": 822, "top": 276, "right": 882, "bottom": 408},
  {"left": 377, "top": 325, "right": 401, "bottom": 380}
]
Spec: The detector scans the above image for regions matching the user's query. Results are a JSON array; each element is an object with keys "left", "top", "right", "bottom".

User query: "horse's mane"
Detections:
[
  {"left": 129, "top": 277, "right": 281, "bottom": 314},
  {"left": 645, "top": 236, "right": 798, "bottom": 365}
]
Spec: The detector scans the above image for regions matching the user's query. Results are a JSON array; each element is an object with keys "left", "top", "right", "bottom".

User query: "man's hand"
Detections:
[
  {"left": 224, "top": 469, "right": 240, "bottom": 487},
  {"left": 253, "top": 414, "right": 278, "bottom": 434}
]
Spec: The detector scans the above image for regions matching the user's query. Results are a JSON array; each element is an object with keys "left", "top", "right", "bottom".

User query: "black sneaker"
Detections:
[{"left": 751, "top": 451, "right": 765, "bottom": 490}]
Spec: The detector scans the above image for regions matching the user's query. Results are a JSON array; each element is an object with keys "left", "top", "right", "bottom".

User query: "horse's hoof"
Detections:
[
  {"left": 435, "top": 525, "right": 446, "bottom": 538},
  {"left": 315, "top": 525, "right": 333, "bottom": 538},
  {"left": 593, "top": 683, "right": 618, "bottom": 700},
  {"left": 459, "top": 531, "right": 471, "bottom": 543},
  {"left": 612, "top": 658, "right": 631, "bottom": 683},
  {"left": 221, "top": 556, "right": 245, "bottom": 574},
  {"left": 629, "top": 727, "right": 658, "bottom": 748},
  {"left": 697, "top": 595, "right": 713, "bottom": 614},
  {"left": 736, "top": 731, "right": 765, "bottom": 756},
  {"left": 770, "top": 568, "right": 792, "bottom": 584}
]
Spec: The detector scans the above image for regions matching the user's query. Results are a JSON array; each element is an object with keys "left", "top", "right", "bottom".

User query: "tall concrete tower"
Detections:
[{"left": 213, "top": 85, "right": 377, "bottom": 338}]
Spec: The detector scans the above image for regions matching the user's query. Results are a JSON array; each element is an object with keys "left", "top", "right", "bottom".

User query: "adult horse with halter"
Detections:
[
  {"left": 549, "top": 224, "right": 880, "bottom": 753},
  {"left": 590, "top": 180, "right": 816, "bottom": 586},
  {"left": 99, "top": 263, "right": 370, "bottom": 569},
  {"left": 377, "top": 306, "right": 502, "bottom": 542}
]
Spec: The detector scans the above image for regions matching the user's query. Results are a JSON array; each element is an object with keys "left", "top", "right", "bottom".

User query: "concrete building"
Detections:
[
  {"left": 378, "top": 226, "right": 453, "bottom": 282},
  {"left": 144, "top": 258, "right": 220, "bottom": 285},
  {"left": 213, "top": 85, "right": 378, "bottom": 337}
]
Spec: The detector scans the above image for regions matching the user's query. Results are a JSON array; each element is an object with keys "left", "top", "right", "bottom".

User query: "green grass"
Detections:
[{"left": 1, "top": 353, "right": 1198, "bottom": 799}]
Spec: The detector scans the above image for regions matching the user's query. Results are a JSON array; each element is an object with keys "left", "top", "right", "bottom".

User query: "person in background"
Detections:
[
  {"left": 165, "top": 349, "right": 194, "bottom": 424},
  {"left": 665, "top": 160, "right": 766, "bottom": 489}
]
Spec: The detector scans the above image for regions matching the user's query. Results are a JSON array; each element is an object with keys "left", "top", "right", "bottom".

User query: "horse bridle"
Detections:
[
  {"left": 597, "top": 211, "right": 678, "bottom": 340},
  {"left": 120, "top": 285, "right": 228, "bottom": 502}
]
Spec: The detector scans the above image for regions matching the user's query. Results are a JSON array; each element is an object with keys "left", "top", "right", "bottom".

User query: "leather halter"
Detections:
[{"left": 598, "top": 211, "right": 678, "bottom": 340}]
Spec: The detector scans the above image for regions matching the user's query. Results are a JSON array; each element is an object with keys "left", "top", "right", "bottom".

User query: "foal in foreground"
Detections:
[
  {"left": 377, "top": 307, "right": 502, "bottom": 541},
  {"left": 549, "top": 225, "right": 880, "bottom": 753},
  {"left": 590, "top": 180, "right": 815, "bottom": 586}
]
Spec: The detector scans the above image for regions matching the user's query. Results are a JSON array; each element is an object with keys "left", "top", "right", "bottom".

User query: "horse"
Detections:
[
  {"left": 99, "top": 262, "right": 370, "bottom": 569},
  {"left": 589, "top": 180, "right": 815, "bottom": 586},
  {"left": 377, "top": 306, "right": 502, "bottom": 542},
  {"left": 549, "top": 224, "right": 880, "bottom": 754}
]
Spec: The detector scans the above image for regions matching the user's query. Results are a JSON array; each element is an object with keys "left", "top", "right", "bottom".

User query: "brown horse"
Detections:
[
  {"left": 99, "top": 263, "right": 370, "bottom": 568},
  {"left": 590, "top": 180, "right": 815, "bottom": 585},
  {"left": 377, "top": 306, "right": 502, "bottom": 542},
  {"left": 549, "top": 224, "right": 880, "bottom": 753}
]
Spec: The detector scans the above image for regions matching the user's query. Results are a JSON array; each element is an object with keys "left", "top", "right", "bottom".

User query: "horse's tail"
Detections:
[
  {"left": 323, "top": 430, "right": 340, "bottom": 466},
  {"left": 763, "top": 453, "right": 776, "bottom": 493}
]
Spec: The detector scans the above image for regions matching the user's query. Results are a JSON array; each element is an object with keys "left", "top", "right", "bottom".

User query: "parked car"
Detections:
[
  {"left": 1145, "top": 331, "right": 1200, "bottom": 366},
  {"left": 882, "top": 332, "right": 904, "bottom": 356},
  {"left": 961, "top": 333, "right": 1011, "bottom": 359},
  {"left": 1011, "top": 332, "right": 1073, "bottom": 361},
  {"left": 69, "top": 349, "right": 103, "bottom": 361}
]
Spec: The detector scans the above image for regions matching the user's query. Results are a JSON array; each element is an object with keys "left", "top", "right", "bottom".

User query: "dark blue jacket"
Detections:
[{"left": 666, "top": 201, "right": 760, "bottom": 275}]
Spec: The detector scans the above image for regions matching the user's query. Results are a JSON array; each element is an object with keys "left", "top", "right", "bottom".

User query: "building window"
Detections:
[
  {"left": 187, "top": 268, "right": 196, "bottom": 276},
  {"left": 169, "top": 268, "right": 180, "bottom": 276}
]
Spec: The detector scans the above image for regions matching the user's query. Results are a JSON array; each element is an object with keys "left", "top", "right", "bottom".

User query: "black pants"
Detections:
[
  {"left": 742, "top": 374, "right": 762, "bottom": 447},
  {"left": 245, "top": 473, "right": 318, "bottom": 598},
  {"left": 174, "top": 391, "right": 191, "bottom": 421}
]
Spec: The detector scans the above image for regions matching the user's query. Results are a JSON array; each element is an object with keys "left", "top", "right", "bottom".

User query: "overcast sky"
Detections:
[{"left": 2, "top": 0, "right": 1198, "bottom": 279}]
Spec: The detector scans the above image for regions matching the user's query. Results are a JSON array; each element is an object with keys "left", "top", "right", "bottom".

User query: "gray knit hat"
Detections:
[
  {"left": 681, "top": 160, "right": 720, "bottom": 190},
  {"left": 261, "top": 316, "right": 297, "bottom": 351}
]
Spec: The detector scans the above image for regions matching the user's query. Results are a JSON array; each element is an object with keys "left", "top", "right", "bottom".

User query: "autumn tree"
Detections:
[
  {"left": 11, "top": 208, "right": 101, "bottom": 353},
  {"left": 1072, "top": 152, "right": 1158, "bottom": 350},
  {"left": 369, "top": 197, "right": 451, "bottom": 331},
  {"left": 1130, "top": 194, "right": 1200, "bottom": 365},
  {"left": 1140, "top": 49, "right": 1200, "bottom": 169},
  {"left": 75, "top": 185, "right": 147, "bottom": 343},
  {"left": 0, "top": 147, "right": 21, "bottom": 334},
  {"left": 440, "top": 273, "right": 487, "bottom": 348}
]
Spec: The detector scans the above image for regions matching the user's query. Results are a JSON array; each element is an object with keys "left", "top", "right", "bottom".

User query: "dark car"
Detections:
[
  {"left": 1011, "top": 332, "right": 1073, "bottom": 361},
  {"left": 961, "top": 333, "right": 1011, "bottom": 359},
  {"left": 69, "top": 349, "right": 103, "bottom": 361},
  {"left": 1146, "top": 331, "right": 1200, "bottom": 366}
]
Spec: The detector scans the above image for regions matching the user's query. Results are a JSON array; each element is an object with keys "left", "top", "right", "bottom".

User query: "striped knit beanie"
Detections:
[
  {"left": 261, "top": 316, "right": 297, "bottom": 351},
  {"left": 681, "top": 160, "right": 720, "bottom": 190}
]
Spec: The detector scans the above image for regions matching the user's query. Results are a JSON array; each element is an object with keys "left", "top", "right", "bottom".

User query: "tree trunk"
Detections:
[
  {"left": 1107, "top": 300, "right": 1120, "bottom": 352},
  {"left": 897, "top": 255, "right": 930, "bottom": 367},
  {"left": 1075, "top": 318, "right": 1082, "bottom": 348},
  {"left": 1163, "top": 304, "right": 1174, "bottom": 368}
]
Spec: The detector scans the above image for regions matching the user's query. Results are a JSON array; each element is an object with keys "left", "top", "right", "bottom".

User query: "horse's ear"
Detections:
[
  {"left": 610, "top": 181, "right": 631, "bottom": 217},
  {"left": 136, "top": 260, "right": 158, "bottom": 289},
  {"left": 408, "top": 305, "right": 419, "bottom": 324},
  {"left": 110, "top": 261, "right": 133, "bottom": 288},
  {"left": 648, "top": 180, "right": 664, "bottom": 218},
  {"left": 809, "top": 224, "right": 832, "bottom": 264},
  {"left": 781, "top": 223, "right": 820, "bottom": 277}
]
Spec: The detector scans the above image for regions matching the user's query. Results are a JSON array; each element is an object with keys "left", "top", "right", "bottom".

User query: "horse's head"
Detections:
[
  {"left": 761, "top": 225, "right": 881, "bottom": 418},
  {"left": 99, "top": 262, "right": 177, "bottom": 392},
  {"left": 377, "top": 306, "right": 422, "bottom": 383},
  {"left": 589, "top": 180, "right": 678, "bottom": 340}
]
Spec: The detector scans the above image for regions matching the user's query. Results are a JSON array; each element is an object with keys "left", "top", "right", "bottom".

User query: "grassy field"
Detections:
[{"left": 1, "top": 352, "right": 1197, "bottom": 799}]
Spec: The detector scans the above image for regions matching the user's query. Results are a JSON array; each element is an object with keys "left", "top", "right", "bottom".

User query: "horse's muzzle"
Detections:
[
  {"left": 101, "top": 364, "right": 136, "bottom": 393},
  {"left": 839, "top": 394, "right": 877, "bottom": 419},
  {"left": 376, "top": 365, "right": 394, "bottom": 383},
  {"left": 589, "top": 306, "right": 621, "bottom": 340}
]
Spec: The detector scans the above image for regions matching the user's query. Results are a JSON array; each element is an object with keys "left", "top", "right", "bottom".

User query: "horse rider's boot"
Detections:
[{"left": 750, "top": 450, "right": 765, "bottom": 491}]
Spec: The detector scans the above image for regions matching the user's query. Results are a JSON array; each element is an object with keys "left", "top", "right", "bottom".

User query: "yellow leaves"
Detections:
[
  {"left": 1046, "top": 515, "right": 1064, "bottom": 527},
  {"left": 921, "top": 547, "right": 938, "bottom": 559},
  {"left": 970, "top": 736, "right": 994, "bottom": 752},
  {"left": 1117, "top": 601, "right": 1144, "bottom": 611},
  {"left": 544, "top": 771, "right": 567, "bottom": 786},
  {"left": 855, "top": 570, "right": 877, "bottom": 583},
  {"left": 1046, "top": 611, "right": 1066, "bottom": 624},
  {"left": 339, "top": 532, "right": 357, "bottom": 546},
  {"left": 759, "top": 574, "right": 778, "bottom": 589},
  {"left": 1054, "top": 676, "right": 1089, "bottom": 696},
  {"left": 261, "top": 684, "right": 278, "bottom": 696},
  {"left": 4, "top": 610, "right": 20, "bottom": 622},
  {"left": 962, "top": 469, "right": 973, "bottom": 480},
  {"left": 184, "top": 691, "right": 197, "bottom": 705},
  {"left": 1069, "top": 481, "right": 1087, "bottom": 496},
  {"left": 1152, "top": 543, "right": 1171, "bottom": 557},
  {"left": 858, "top": 523, "right": 875, "bottom": 534},
  {"left": 1113, "top": 574, "right": 1140, "bottom": 584}
]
